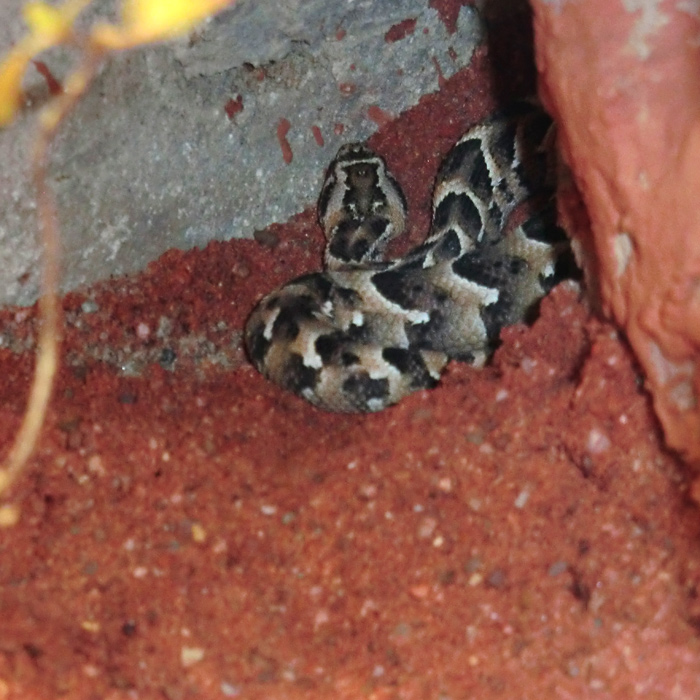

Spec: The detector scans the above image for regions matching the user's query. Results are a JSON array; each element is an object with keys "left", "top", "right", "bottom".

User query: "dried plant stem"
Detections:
[{"left": 0, "top": 49, "right": 104, "bottom": 514}]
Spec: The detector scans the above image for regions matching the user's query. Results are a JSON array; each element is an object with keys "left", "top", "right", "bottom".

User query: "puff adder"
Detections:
[{"left": 245, "top": 101, "right": 574, "bottom": 412}]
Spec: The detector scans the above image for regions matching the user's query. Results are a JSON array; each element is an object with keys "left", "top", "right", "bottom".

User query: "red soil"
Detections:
[{"left": 1, "top": 14, "right": 700, "bottom": 700}]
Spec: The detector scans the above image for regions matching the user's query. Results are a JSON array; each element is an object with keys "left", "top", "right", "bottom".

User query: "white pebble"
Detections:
[
  {"left": 181, "top": 646, "right": 205, "bottom": 667},
  {"left": 586, "top": 427, "right": 611, "bottom": 454},
  {"left": 514, "top": 488, "right": 530, "bottom": 509}
]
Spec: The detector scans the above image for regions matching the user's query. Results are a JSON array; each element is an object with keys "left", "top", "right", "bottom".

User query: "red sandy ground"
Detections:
[{"left": 2, "top": 16, "right": 700, "bottom": 700}]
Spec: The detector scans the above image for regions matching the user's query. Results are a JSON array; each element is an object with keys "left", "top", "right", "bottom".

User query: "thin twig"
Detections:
[{"left": 0, "top": 49, "right": 104, "bottom": 515}]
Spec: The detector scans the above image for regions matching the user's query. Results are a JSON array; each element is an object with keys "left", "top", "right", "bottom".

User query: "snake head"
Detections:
[{"left": 318, "top": 142, "right": 408, "bottom": 269}]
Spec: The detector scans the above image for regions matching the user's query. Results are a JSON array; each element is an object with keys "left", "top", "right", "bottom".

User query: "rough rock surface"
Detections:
[{"left": 532, "top": 0, "right": 700, "bottom": 465}]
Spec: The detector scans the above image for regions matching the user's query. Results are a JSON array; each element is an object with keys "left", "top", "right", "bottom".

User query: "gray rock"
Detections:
[{"left": 0, "top": 0, "right": 484, "bottom": 306}]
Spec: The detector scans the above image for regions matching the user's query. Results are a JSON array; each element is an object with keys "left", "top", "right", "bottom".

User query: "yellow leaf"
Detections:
[
  {"left": 23, "top": 2, "right": 69, "bottom": 44},
  {"left": 0, "top": 45, "right": 30, "bottom": 127},
  {"left": 62, "top": 0, "right": 93, "bottom": 24},
  {"left": 89, "top": 23, "right": 125, "bottom": 50},
  {"left": 122, "top": 0, "right": 231, "bottom": 42},
  {"left": 94, "top": 0, "right": 232, "bottom": 49},
  {"left": 22, "top": 0, "right": 92, "bottom": 51},
  {"left": 124, "top": 0, "right": 230, "bottom": 35},
  {"left": 0, "top": 0, "right": 95, "bottom": 127}
]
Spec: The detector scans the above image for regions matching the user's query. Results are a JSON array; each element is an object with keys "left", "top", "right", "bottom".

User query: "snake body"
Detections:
[{"left": 245, "top": 102, "right": 573, "bottom": 412}]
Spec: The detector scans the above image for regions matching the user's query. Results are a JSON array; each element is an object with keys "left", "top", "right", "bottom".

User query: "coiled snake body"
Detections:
[{"left": 245, "top": 102, "right": 573, "bottom": 412}]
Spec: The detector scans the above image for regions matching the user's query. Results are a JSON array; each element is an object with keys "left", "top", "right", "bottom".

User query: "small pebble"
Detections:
[
  {"left": 464, "top": 557, "right": 482, "bottom": 573},
  {"left": 486, "top": 569, "right": 506, "bottom": 589},
  {"left": 417, "top": 516, "right": 437, "bottom": 539},
  {"left": 437, "top": 477, "right": 452, "bottom": 492},
  {"left": 468, "top": 573, "right": 483, "bottom": 586},
  {"left": 514, "top": 487, "right": 530, "bottom": 509},
  {"left": 520, "top": 357, "right": 537, "bottom": 374},
  {"left": 220, "top": 681, "right": 240, "bottom": 697},
  {"left": 191, "top": 523, "right": 207, "bottom": 543},
  {"left": 392, "top": 622, "right": 411, "bottom": 638},
  {"left": 587, "top": 427, "right": 611, "bottom": 454},
  {"left": 159, "top": 347, "right": 177, "bottom": 369},
  {"left": 80, "top": 300, "right": 99, "bottom": 314},
  {"left": 156, "top": 316, "right": 173, "bottom": 338},
  {"left": 465, "top": 431, "right": 484, "bottom": 445},
  {"left": 82, "top": 561, "right": 98, "bottom": 576},
  {"left": 409, "top": 584, "right": 430, "bottom": 599},
  {"left": 467, "top": 498, "right": 481, "bottom": 512},
  {"left": 439, "top": 569, "right": 456, "bottom": 585},
  {"left": 358, "top": 483, "right": 377, "bottom": 499},
  {"left": 87, "top": 454, "right": 105, "bottom": 475},
  {"left": 180, "top": 646, "right": 205, "bottom": 667},
  {"left": 253, "top": 229, "right": 280, "bottom": 248},
  {"left": 122, "top": 621, "right": 137, "bottom": 637},
  {"left": 548, "top": 561, "right": 568, "bottom": 577},
  {"left": 314, "top": 609, "right": 329, "bottom": 627}
]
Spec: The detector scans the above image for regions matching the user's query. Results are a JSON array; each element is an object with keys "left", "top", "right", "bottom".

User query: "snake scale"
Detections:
[{"left": 244, "top": 101, "right": 574, "bottom": 412}]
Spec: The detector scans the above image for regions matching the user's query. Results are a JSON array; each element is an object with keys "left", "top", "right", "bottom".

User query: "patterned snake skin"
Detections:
[{"left": 244, "top": 102, "right": 574, "bottom": 412}]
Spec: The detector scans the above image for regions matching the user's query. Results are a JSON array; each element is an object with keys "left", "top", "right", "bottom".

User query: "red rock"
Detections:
[{"left": 532, "top": 0, "right": 700, "bottom": 465}]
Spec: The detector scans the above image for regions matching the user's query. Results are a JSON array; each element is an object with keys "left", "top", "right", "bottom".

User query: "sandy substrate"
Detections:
[{"left": 1, "top": 12, "right": 700, "bottom": 700}]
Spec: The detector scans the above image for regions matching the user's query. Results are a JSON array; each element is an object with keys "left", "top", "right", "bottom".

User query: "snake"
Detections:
[{"left": 244, "top": 101, "right": 574, "bottom": 412}]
